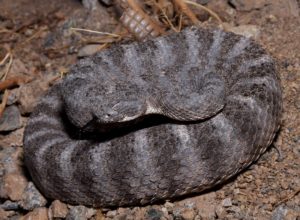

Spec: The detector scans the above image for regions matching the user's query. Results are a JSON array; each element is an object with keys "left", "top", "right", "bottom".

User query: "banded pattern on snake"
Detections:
[{"left": 24, "top": 27, "right": 282, "bottom": 207}]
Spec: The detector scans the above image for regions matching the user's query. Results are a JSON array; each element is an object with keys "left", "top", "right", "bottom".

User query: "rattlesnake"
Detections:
[{"left": 23, "top": 27, "right": 282, "bottom": 207}]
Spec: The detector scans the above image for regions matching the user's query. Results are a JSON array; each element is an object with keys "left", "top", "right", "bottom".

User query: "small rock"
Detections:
[
  {"left": 131, "top": 207, "right": 148, "bottom": 220},
  {"left": 19, "top": 182, "right": 47, "bottom": 210},
  {"left": 106, "top": 210, "right": 117, "bottom": 218},
  {"left": 78, "top": 44, "right": 104, "bottom": 57},
  {"left": 272, "top": 205, "right": 288, "bottom": 220},
  {"left": 222, "top": 198, "right": 233, "bottom": 207},
  {"left": 190, "top": 192, "right": 217, "bottom": 219},
  {"left": 180, "top": 209, "right": 196, "bottom": 220},
  {"left": 164, "top": 201, "right": 174, "bottom": 212},
  {"left": 0, "top": 105, "right": 22, "bottom": 132},
  {"left": 6, "top": 88, "right": 20, "bottom": 105},
  {"left": 0, "top": 146, "right": 23, "bottom": 174},
  {"left": 3, "top": 173, "right": 28, "bottom": 201},
  {"left": 50, "top": 200, "right": 69, "bottom": 218},
  {"left": 66, "top": 205, "right": 96, "bottom": 220},
  {"left": 146, "top": 208, "right": 163, "bottom": 220},
  {"left": 0, "top": 200, "right": 20, "bottom": 211},
  {"left": 21, "top": 207, "right": 48, "bottom": 220},
  {"left": 215, "top": 205, "right": 226, "bottom": 219},
  {"left": 18, "top": 79, "right": 49, "bottom": 114},
  {"left": 227, "top": 24, "right": 260, "bottom": 39},
  {"left": 95, "top": 210, "right": 105, "bottom": 220}
]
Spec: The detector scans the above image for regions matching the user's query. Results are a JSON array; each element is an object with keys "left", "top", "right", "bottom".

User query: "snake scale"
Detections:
[{"left": 23, "top": 27, "right": 282, "bottom": 207}]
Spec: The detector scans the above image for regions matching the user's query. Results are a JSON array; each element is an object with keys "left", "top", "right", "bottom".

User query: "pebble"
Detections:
[
  {"left": 180, "top": 209, "right": 196, "bottom": 220},
  {"left": 227, "top": 24, "right": 261, "bottom": 39},
  {"left": 215, "top": 205, "right": 226, "bottom": 219},
  {"left": 0, "top": 146, "right": 23, "bottom": 174},
  {"left": 21, "top": 207, "right": 48, "bottom": 220},
  {"left": 7, "top": 88, "right": 20, "bottom": 105},
  {"left": 106, "top": 210, "right": 117, "bottom": 218},
  {"left": 0, "top": 200, "right": 20, "bottom": 211},
  {"left": 49, "top": 200, "right": 69, "bottom": 218},
  {"left": 66, "top": 205, "right": 96, "bottom": 220},
  {"left": 222, "top": 198, "right": 233, "bottom": 207},
  {"left": 271, "top": 205, "right": 289, "bottom": 220},
  {"left": 19, "top": 182, "right": 47, "bottom": 210},
  {"left": 0, "top": 105, "right": 22, "bottom": 132},
  {"left": 146, "top": 208, "right": 163, "bottom": 220},
  {"left": 191, "top": 192, "right": 218, "bottom": 219}
]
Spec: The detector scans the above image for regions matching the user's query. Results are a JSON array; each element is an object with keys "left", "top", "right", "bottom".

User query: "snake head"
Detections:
[{"left": 61, "top": 77, "right": 147, "bottom": 129}]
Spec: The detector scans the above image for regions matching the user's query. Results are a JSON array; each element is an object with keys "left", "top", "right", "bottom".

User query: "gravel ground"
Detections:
[{"left": 0, "top": 0, "right": 299, "bottom": 219}]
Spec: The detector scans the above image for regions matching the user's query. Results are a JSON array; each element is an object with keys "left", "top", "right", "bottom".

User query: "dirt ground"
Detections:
[{"left": 0, "top": 0, "right": 299, "bottom": 219}]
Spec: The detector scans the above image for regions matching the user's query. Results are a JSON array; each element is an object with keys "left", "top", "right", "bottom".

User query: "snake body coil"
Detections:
[{"left": 24, "top": 27, "right": 282, "bottom": 207}]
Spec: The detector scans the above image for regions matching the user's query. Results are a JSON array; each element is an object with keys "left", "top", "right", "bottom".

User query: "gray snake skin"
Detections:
[{"left": 24, "top": 27, "right": 282, "bottom": 207}]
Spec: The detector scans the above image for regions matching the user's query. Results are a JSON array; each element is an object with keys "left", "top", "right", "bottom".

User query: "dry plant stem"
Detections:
[
  {"left": 17, "top": 26, "right": 48, "bottom": 48},
  {"left": 0, "top": 76, "right": 32, "bottom": 91},
  {"left": 70, "top": 28, "right": 121, "bottom": 38},
  {"left": 0, "top": 53, "right": 10, "bottom": 66},
  {"left": 184, "top": 0, "right": 223, "bottom": 28},
  {"left": 0, "top": 90, "right": 9, "bottom": 119},
  {"left": 0, "top": 28, "right": 15, "bottom": 34},
  {"left": 154, "top": 1, "right": 179, "bottom": 32},
  {"left": 0, "top": 52, "right": 13, "bottom": 81},
  {"left": 174, "top": 0, "right": 200, "bottom": 25},
  {"left": 274, "top": 188, "right": 300, "bottom": 207}
]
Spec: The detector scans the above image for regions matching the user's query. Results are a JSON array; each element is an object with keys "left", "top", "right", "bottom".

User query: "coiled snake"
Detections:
[{"left": 24, "top": 27, "right": 282, "bottom": 207}]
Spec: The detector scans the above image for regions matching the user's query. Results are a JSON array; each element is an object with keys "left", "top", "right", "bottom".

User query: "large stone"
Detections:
[{"left": 19, "top": 182, "right": 47, "bottom": 210}]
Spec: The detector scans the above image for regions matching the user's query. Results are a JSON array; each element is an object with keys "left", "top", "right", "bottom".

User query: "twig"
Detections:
[
  {"left": 175, "top": 0, "right": 200, "bottom": 25},
  {"left": 154, "top": 1, "right": 179, "bottom": 32},
  {"left": 70, "top": 28, "right": 121, "bottom": 38},
  {"left": 0, "top": 52, "right": 10, "bottom": 66},
  {"left": 274, "top": 188, "right": 300, "bottom": 207},
  {"left": 0, "top": 52, "right": 13, "bottom": 81},
  {"left": 18, "top": 26, "right": 48, "bottom": 47},
  {"left": 0, "top": 90, "right": 9, "bottom": 119},
  {"left": 0, "top": 76, "right": 32, "bottom": 91}
]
